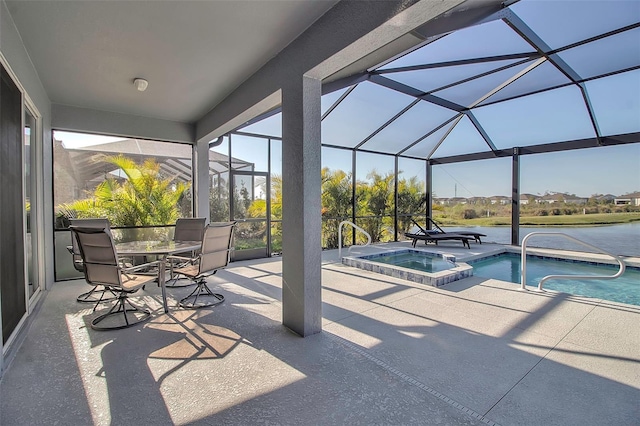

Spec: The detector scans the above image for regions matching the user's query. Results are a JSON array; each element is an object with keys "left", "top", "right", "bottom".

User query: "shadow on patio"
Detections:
[{"left": 1, "top": 253, "right": 639, "bottom": 425}]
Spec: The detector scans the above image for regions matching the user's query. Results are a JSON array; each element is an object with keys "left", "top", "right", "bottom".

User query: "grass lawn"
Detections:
[{"left": 437, "top": 212, "right": 640, "bottom": 227}]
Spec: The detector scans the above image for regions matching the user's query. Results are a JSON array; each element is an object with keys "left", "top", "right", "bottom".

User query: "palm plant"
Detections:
[
  {"left": 397, "top": 173, "right": 426, "bottom": 233},
  {"left": 210, "top": 174, "right": 230, "bottom": 222},
  {"left": 356, "top": 170, "right": 394, "bottom": 243},
  {"left": 321, "top": 168, "right": 352, "bottom": 249},
  {"left": 58, "top": 155, "right": 188, "bottom": 228}
]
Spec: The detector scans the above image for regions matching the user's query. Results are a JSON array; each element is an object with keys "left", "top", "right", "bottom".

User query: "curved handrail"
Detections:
[
  {"left": 521, "top": 232, "right": 626, "bottom": 291},
  {"left": 338, "top": 221, "right": 371, "bottom": 259}
]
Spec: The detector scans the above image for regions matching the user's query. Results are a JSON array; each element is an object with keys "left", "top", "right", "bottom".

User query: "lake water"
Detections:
[{"left": 446, "top": 222, "right": 640, "bottom": 257}]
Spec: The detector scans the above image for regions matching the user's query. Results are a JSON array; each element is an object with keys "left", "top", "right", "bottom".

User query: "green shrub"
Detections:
[{"left": 463, "top": 209, "right": 477, "bottom": 219}]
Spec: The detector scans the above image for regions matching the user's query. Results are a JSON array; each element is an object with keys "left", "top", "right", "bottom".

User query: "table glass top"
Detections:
[{"left": 116, "top": 240, "right": 200, "bottom": 255}]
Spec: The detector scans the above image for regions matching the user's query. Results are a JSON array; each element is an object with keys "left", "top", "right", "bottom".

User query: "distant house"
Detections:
[
  {"left": 539, "top": 192, "right": 587, "bottom": 204},
  {"left": 433, "top": 192, "right": 612, "bottom": 206},
  {"left": 519, "top": 193, "right": 537, "bottom": 205},
  {"left": 615, "top": 192, "right": 640, "bottom": 206},
  {"left": 433, "top": 198, "right": 448, "bottom": 205},
  {"left": 450, "top": 197, "right": 467, "bottom": 205},
  {"left": 540, "top": 193, "right": 564, "bottom": 204},
  {"left": 467, "top": 196, "right": 485, "bottom": 205},
  {"left": 489, "top": 195, "right": 510, "bottom": 205},
  {"left": 565, "top": 195, "right": 588, "bottom": 204},
  {"left": 433, "top": 197, "right": 468, "bottom": 205},
  {"left": 592, "top": 194, "right": 616, "bottom": 203}
]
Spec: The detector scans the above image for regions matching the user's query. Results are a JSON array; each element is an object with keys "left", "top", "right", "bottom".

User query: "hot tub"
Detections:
[{"left": 342, "top": 249, "right": 473, "bottom": 287}]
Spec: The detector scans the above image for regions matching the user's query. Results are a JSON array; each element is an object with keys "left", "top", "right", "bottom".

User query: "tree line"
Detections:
[
  {"left": 63, "top": 156, "right": 639, "bottom": 252},
  {"left": 57, "top": 156, "right": 428, "bottom": 250}
]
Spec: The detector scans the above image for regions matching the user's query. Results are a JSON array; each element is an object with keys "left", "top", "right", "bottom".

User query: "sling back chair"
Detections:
[
  {"left": 167, "top": 217, "right": 207, "bottom": 288},
  {"left": 71, "top": 226, "right": 161, "bottom": 330},
  {"left": 68, "top": 218, "right": 118, "bottom": 307},
  {"left": 168, "top": 221, "right": 236, "bottom": 309}
]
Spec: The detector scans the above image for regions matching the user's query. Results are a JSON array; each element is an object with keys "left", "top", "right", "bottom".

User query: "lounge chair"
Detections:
[
  {"left": 404, "top": 224, "right": 473, "bottom": 249},
  {"left": 424, "top": 217, "right": 486, "bottom": 244}
]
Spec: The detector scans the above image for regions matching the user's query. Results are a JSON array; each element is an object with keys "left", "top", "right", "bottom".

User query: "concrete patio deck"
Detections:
[{"left": 2, "top": 241, "right": 639, "bottom": 425}]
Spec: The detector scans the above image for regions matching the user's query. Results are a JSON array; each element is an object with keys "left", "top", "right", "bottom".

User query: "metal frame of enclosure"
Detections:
[
  {"left": 223, "top": 1, "right": 639, "bottom": 251},
  {"left": 2, "top": 0, "right": 639, "bottom": 357}
]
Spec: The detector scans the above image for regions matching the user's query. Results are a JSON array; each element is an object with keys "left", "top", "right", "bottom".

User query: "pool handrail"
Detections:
[
  {"left": 338, "top": 221, "right": 371, "bottom": 260},
  {"left": 521, "top": 232, "right": 626, "bottom": 291}
]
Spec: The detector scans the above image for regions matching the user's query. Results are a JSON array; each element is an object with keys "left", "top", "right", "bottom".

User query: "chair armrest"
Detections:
[
  {"left": 117, "top": 256, "right": 135, "bottom": 269},
  {"left": 122, "top": 260, "right": 162, "bottom": 274},
  {"left": 167, "top": 255, "right": 198, "bottom": 265}
]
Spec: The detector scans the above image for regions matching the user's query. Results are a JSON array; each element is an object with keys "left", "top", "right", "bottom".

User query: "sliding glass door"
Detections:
[
  {"left": 24, "top": 106, "right": 40, "bottom": 300},
  {"left": 230, "top": 171, "right": 271, "bottom": 260},
  {"left": 1, "top": 64, "right": 27, "bottom": 344}
]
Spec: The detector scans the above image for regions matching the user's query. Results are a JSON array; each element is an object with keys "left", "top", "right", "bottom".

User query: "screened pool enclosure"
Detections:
[
  {"left": 228, "top": 0, "right": 639, "bottom": 255},
  {"left": 53, "top": 0, "right": 639, "bottom": 271}
]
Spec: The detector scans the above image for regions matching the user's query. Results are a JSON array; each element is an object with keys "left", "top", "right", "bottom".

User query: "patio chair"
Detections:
[
  {"left": 168, "top": 221, "right": 236, "bottom": 309},
  {"left": 68, "top": 218, "right": 118, "bottom": 307},
  {"left": 71, "top": 226, "right": 161, "bottom": 330},
  {"left": 167, "top": 217, "right": 207, "bottom": 288},
  {"left": 426, "top": 216, "right": 486, "bottom": 243}
]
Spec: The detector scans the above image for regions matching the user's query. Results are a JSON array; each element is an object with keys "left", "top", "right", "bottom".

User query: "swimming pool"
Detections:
[{"left": 469, "top": 253, "right": 640, "bottom": 306}]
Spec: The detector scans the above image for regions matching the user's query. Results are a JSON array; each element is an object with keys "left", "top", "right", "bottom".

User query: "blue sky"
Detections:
[
  {"left": 226, "top": 127, "right": 639, "bottom": 198},
  {"left": 238, "top": 0, "right": 639, "bottom": 199},
  {"left": 432, "top": 144, "right": 640, "bottom": 198}
]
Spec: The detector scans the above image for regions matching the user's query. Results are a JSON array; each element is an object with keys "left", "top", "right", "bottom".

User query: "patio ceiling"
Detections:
[
  {"left": 241, "top": 0, "right": 640, "bottom": 161},
  {"left": 5, "top": 0, "right": 338, "bottom": 123}
]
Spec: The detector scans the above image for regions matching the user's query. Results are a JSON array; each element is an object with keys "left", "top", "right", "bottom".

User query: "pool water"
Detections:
[
  {"left": 470, "top": 253, "right": 640, "bottom": 306},
  {"left": 368, "top": 251, "right": 454, "bottom": 273}
]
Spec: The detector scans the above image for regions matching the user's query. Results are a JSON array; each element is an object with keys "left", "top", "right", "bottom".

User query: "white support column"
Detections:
[
  {"left": 194, "top": 139, "right": 210, "bottom": 222},
  {"left": 281, "top": 75, "right": 322, "bottom": 337}
]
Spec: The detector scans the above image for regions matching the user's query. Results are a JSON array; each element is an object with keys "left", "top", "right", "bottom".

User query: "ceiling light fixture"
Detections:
[{"left": 133, "top": 78, "right": 148, "bottom": 92}]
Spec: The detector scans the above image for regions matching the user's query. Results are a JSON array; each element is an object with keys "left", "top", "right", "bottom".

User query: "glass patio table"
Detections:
[{"left": 115, "top": 240, "right": 201, "bottom": 313}]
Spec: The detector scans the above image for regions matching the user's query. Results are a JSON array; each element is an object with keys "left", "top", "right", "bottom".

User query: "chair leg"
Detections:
[
  {"left": 166, "top": 273, "right": 197, "bottom": 288},
  {"left": 91, "top": 292, "right": 151, "bottom": 331},
  {"left": 179, "top": 279, "right": 224, "bottom": 309},
  {"left": 77, "top": 285, "right": 118, "bottom": 305},
  {"left": 90, "top": 287, "right": 120, "bottom": 312}
]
